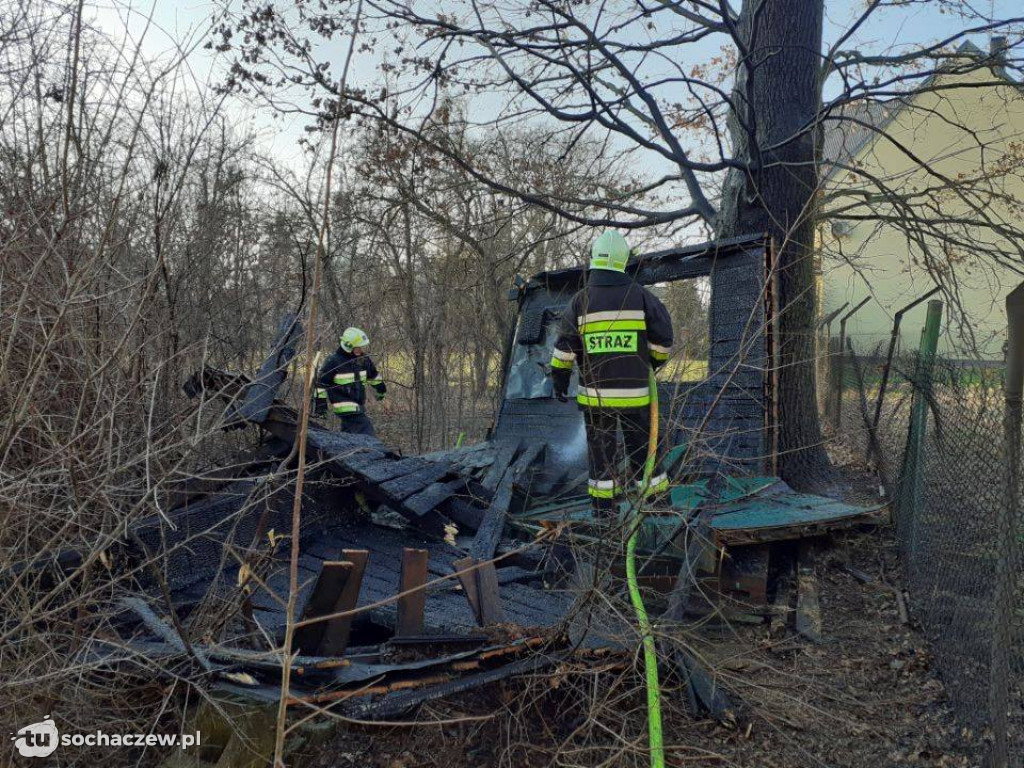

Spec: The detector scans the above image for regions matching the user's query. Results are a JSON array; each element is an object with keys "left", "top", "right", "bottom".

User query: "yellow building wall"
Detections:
[{"left": 821, "top": 67, "right": 1024, "bottom": 360}]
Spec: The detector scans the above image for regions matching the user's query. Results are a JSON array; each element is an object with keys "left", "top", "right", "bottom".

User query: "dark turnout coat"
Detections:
[
  {"left": 317, "top": 347, "right": 386, "bottom": 416},
  {"left": 550, "top": 270, "right": 674, "bottom": 409}
]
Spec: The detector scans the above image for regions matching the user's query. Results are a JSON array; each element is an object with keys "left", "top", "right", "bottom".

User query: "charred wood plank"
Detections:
[
  {"left": 351, "top": 457, "right": 433, "bottom": 485},
  {"left": 294, "top": 561, "right": 353, "bottom": 655},
  {"left": 444, "top": 497, "right": 487, "bottom": 532},
  {"left": 475, "top": 560, "right": 506, "bottom": 626},
  {"left": 480, "top": 440, "right": 522, "bottom": 493},
  {"left": 470, "top": 443, "right": 545, "bottom": 561},
  {"left": 666, "top": 639, "right": 737, "bottom": 726},
  {"left": 446, "top": 556, "right": 507, "bottom": 628},
  {"left": 666, "top": 473, "right": 728, "bottom": 622},
  {"left": 719, "top": 544, "right": 770, "bottom": 606},
  {"left": 396, "top": 549, "right": 429, "bottom": 637},
  {"left": 119, "top": 597, "right": 212, "bottom": 672},
  {"left": 387, "top": 635, "right": 486, "bottom": 652},
  {"left": 453, "top": 556, "right": 481, "bottom": 624},
  {"left": 237, "top": 313, "right": 302, "bottom": 424},
  {"left": 348, "top": 651, "right": 564, "bottom": 720},
  {"left": 469, "top": 480, "right": 515, "bottom": 562},
  {"left": 404, "top": 479, "right": 467, "bottom": 518},
  {"left": 380, "top": 463, "right": 453, "bottom": 502},
  {"left": 319, "top": 550, "right": 369, "bottom": 656},
  {"left": 307, "top": 428, "right": 390, "bottom": 461}
]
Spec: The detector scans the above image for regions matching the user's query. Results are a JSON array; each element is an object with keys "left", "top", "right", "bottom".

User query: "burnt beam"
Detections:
[
  {"left": 396, "top": 549, "right": 429, "bottom": 637},
  {"left": 319, "top": 550, "right": 369, "bottom": 656}
]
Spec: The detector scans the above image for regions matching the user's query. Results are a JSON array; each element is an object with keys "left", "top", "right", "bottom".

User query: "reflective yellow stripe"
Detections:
[
  {"left": 580, "top": 386, "right": 649, "bottom": 398},
  {"left": 550, "top": 357, "right": 573, "bottom": 370},
  {"left": 578, "top": 386, "right": 650, "bottom": 407},
  {"left": 367, "top": 378, "right": 383, "bottom": 386},
  {"left": 578, "top": 310, "right": 645, "bottom": 325},
  {"left": 578, "top": 393, "right": 651, "bottom": 408},
  {"left": 330, "top": 401, "right": 360, "bottom": 414},
  {"left": 649, "top": 343, "right": 671, "bottom": 362},
  {"left": 579, "top": 319, "right": 646, "bottom": 334},
  {"left": 315, "top": 388, "right": 328, "bottom": 399},
  {"left": 333, "top": 373, "right": 356, "bottom": 384},
  {"left": 552, "top": 347, "right": 576, "bottom": 362},
  {"left": 588, "top": 479, "right": 621, "bottom": 499}
]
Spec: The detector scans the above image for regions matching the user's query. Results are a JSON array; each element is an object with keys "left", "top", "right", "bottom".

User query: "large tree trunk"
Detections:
[{"left": 717, "top": 0, "right": 830, "bottom": 487}]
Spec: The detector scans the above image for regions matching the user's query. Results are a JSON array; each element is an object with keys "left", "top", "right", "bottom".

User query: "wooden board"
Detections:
[
  {"left": 480, "top": 440, "right": 522, "bottom": 493},
  {"left": 475, "top": 560, "right": 506, "bottom": 626},
  {"left": 352, "top": 457, "right": 434, "bottom": 485},
  {"left": 453, "top": 556, "right": 481, "bottom": 625},
  {"left": 237, "top": 313, "right": 301, "bottom": 424},
  {"left": 295, "top": 561, "right": 353, "bottom": 654},
  {"left": 404, "top": 479, "right": 467, "bottom": 518},
  {"left": 396, "top": 549, "right": 429, "bottom": 637},
  {"left": 444, "top": 497, "right": 487, "bottom": 532},
  {"left": 319, "top": 550, "right": 369, "bottom": 655},
  {"left": 380, "top": 463, "right": 453, "bottom": 502},
  {"left": 718, "top": 544, "right": 770, "bottom": 605},
  {"left": 470, "top": 442, "right": 545, "bottom": 561}
]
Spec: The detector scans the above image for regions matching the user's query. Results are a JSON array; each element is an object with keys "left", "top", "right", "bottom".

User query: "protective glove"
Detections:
[{"left": 374, "top": 380, "right": 387, "bottom": 400}]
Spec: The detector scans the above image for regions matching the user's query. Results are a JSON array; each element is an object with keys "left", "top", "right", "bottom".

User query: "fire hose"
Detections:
[{"left": 625, "top": 366, "right": 665, "bottom": 768}]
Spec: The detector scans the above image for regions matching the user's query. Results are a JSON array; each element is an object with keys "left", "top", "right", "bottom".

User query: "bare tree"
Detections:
[{"left": 215, "top": 0, "right": 1022, "bottom": 483}]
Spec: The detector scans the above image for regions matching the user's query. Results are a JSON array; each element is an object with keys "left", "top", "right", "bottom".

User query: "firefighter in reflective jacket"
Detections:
[
  {"left": 550, "top": 231, "right": 674, "bottom": 513},
  {"left": 318, "top": 327, "right": 387, "bottom": 436}
]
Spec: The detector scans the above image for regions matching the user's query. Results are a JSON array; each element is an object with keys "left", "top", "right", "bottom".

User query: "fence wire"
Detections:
[{"left": 823, "top": 336, "right": 1023, "bottom": 762}]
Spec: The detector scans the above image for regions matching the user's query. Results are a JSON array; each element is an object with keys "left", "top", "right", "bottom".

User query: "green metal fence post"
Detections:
[
  {"left": 899, "top": 300, "right": 942, "bottom": 546},
  {"left": 990, "top": 283, "right": 1024, "bottom": 768}
]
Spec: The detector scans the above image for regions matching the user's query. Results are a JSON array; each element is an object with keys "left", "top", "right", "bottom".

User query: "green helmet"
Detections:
[
  {"left": 589, "top": 230, "right": 630, "bottom": 272},
  {"left": 340, "top": 327, "right": 370, "bottom": 352}
]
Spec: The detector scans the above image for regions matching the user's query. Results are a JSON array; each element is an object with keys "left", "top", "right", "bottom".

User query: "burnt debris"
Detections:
[{"left": 51, "top": 235, "right": 888, "bottom": 744}]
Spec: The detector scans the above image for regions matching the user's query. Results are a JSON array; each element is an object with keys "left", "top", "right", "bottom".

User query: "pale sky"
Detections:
[{"left": 86, "top": 0, "right": 1023, "bottom": 198}]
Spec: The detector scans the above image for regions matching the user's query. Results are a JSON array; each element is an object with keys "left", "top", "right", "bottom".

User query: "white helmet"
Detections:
[{"left": 340, "top": 327, "right": 370, "bottom": 352}]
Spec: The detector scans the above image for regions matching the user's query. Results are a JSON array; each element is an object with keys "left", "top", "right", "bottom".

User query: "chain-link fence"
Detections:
[{"left": 822, "top": 303, "right": 1023, "bottom": 765}]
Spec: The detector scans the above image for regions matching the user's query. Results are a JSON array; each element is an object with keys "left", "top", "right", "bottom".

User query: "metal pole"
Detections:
[
  {"left": 834, "top": 297, "right": 872, "bottom": 432},
  {"left": 818, "top": 302, "right": 849, "bottom": 334},
  {"left": 901, "top": 301, "right": 942, "bottom": 558},
  {"left": 872, "top": 287, "right": 941, "bottom": 434},
  {"left": 990, "top": 283, "right": 1024, "bottom": 768},
  {"left": 817, "top": 303, "right": 846, "bottom": 423}
]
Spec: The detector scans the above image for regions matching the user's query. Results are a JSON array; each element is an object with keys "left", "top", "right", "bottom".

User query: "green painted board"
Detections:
[{"left": 515, "top": 475, "right": 886, "bottom": 552}]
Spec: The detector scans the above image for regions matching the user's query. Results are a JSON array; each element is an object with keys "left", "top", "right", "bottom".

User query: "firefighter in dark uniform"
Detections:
[
  {"left": 550, "top": 231, "right": 674, "bottom": 514},
  {"left": 318, "top": 327, "right": 387, "bottom": 436}
]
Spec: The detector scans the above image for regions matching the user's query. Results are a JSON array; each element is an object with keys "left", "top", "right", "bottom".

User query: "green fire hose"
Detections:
[{"left": 625, "top": 367, "right": 665, "bottom": 768}]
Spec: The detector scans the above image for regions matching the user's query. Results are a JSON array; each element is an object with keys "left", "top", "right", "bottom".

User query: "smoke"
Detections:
[{"left": 552, "top": 418, "right": 588, "bottom": 466}]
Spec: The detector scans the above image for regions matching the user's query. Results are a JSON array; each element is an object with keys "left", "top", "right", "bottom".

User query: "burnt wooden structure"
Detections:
[{"left": 63, "top": 234, "right": 887, "bottom": 739}]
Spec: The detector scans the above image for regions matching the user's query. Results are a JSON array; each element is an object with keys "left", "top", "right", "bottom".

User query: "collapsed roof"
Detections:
[{"left": 31, "top": 235, "right": 884, "bottom": 749}]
